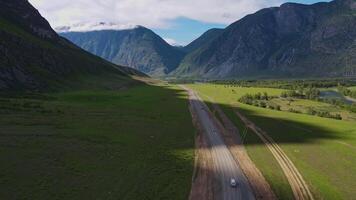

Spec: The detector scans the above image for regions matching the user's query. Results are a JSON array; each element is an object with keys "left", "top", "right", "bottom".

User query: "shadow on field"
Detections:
[
  {"left": 170, "top": 86, "right": 347, "bottom": 146},
  {"left": 0, "top": 81, "right": 197, "bottom": 200},
  {"left": 226, "top": 106, "right": 345, "bottom": 145}
]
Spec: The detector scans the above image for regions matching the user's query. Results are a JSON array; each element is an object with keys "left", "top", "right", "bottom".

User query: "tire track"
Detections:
[{"left": 234, "top": 110, "right": 314, "bottom": 200}]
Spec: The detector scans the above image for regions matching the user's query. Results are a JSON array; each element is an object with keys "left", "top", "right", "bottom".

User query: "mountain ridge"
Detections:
[
  {"left": 172, "top": 0, "right": 356, "bottom": 79},
  {"left": 0, "top": 0, "right": 142, "bottom": 91},
  {"left": 60, "top": 27, "right": 185, "bottom": 76}
]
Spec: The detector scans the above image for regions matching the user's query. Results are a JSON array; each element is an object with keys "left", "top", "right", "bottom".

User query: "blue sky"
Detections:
[
  {"left": 153, "top": 0, "right": 330, "bottom": 45},
  {"left": 30, "top": 0, "right": 330, "bottom": 46},
  {"left": 152, "top": 18, "right": 226, "bottom": 46}
]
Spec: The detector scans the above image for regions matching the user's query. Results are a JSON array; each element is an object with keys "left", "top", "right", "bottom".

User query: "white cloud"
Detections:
[
  {"left": 55, "top": 22, "right": 138, "bottom": 32},
  {"left": 29, "top": 0, "right": 283, "bottom": 30}
]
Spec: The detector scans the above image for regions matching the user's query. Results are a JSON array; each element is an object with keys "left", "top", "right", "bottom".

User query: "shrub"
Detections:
[{"left": 288, "top": 108, "right": 301, "bottom": 113}]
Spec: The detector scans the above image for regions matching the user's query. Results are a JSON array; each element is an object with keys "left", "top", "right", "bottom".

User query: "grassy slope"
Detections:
[
  {"left": 189, "top": 84, "right": 356, "bottom": 200},
  {"left": 0, "top": 83, "right": 195, "bottom": 200}
]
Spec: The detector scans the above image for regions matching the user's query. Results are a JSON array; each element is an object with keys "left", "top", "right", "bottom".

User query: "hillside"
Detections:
[
  {"left": 60, "top": 27, "right": 186, "bottom": 76},
  {"left": 182, "top": 28, "right": 224, "bottom": 53},
  {"left": 173, "top": 0, "right": 356, "bottom": 79},
  {"left": 0, "top": 0, "right": 142, "bottom": 91}
]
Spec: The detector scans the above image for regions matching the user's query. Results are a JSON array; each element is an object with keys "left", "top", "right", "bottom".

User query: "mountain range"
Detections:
[
  {"left": 60, "top": 0, "right": 356, "bottom": 79},
  {"left": 0, "top": 0, "right": 142, "bottom": 91},
  {"left": 2, "top": 0, "right": 355, "bottom": 85},
  {"left": 60, "top": 27, "right": 185, "bottom": 76},
  {"left": 173, "top": 0, "right": 356, "bottom": 79}
]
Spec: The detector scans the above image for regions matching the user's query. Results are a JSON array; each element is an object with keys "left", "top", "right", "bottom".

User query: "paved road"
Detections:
[{"left": 182, "top": 86, "right": 255, "bottom": 200}]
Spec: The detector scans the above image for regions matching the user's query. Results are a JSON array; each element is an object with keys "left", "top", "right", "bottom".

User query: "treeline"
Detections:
[
  {"left": 212, "top": 79, "right": 356, "bottom": 90},
  {"left": 306, "top": 108, "right": 342, "bottom": 120},
  {"left": 280, "top": 87, "right": 320, "bottom": 100},
  {"left": 238, "top": 93, "right": 343, "bottom": 120}
]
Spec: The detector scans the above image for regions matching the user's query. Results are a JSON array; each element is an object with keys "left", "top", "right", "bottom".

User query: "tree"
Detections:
[{"left": 262, "top": 92, "right": 268, "bottom": 100}]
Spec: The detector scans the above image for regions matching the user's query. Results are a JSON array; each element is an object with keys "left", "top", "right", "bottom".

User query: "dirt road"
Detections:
[
  {"left": 210, "top": 104, "right": 276, "bottom": 200},
  {"left": 182, "top": 85, "right": 255, "bottom": 200},
  {"left": 234, "top": 110, "right": 314, "bottom": 200}
]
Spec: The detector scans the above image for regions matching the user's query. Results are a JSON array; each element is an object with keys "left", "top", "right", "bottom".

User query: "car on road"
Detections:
[{"left": 230, "top": 178, "right": 237, "bottom": 188}]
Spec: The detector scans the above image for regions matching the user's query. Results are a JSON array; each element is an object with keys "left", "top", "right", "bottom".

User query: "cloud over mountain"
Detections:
[{"left": 29, "top": 0, "right": 283, "bottom": 30}]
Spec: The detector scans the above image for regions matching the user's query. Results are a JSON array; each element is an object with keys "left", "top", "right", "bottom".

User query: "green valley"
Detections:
[
  {"left": 188, "top": 83, "right": 356, "bottom": 199},
  {"left": 0, "top": 81, "right": 195, "bottom": 199},
  {"left": 1, "top": 0, "right": 356, "bottom": 199}
]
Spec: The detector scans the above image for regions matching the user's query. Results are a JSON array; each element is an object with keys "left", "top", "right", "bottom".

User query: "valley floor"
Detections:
[
  {"left": 1, "top": 80, "right": 355, "bottom": 200},
  {"left": 188, "top": 84, "right": 356, "bottom": 200},
  {"left": 0, "top": 81, "right": 195, "bottom": 200}
]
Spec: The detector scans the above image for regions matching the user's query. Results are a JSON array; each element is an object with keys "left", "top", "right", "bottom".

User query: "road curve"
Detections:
[{"left": 182, "top": 85, "right": 255, "bottom": 200}]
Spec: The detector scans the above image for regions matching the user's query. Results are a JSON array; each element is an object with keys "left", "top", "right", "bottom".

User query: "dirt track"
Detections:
[
  {"left": 211, "top": 104, "right": 276, "bottom": 200},
  {"left": 234, "top": 110, "right": 314, "bottom": 200}
]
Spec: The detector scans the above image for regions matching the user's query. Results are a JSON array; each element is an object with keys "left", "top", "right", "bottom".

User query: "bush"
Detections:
[
  {"left": 307, "top": 108, "right": 317, "bottom": 115},
  {"left": 259, "top": 101, "right": 267, "bottom": 108},
  {"left": 288, "top": 108, "right": 301, "bottom": 114}
]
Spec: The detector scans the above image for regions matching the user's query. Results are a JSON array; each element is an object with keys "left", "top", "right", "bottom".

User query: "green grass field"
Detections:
[
  {"left": 349, "top": 86, "right": 356, "bottom": 91},
  {"left": 188, "top": 84, "right": 356, "bottom": 200},
  {"left": 0, "top": 83, "right": 195, "bottom": 200}
]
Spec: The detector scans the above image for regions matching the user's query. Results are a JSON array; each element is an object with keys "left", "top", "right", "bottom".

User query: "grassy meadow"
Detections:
[
  {"left": 188, "top": 83, "right": 356, "bottom": 200},
  {"left": 0, "top": 83, "right": 195, "bottom": 200}
]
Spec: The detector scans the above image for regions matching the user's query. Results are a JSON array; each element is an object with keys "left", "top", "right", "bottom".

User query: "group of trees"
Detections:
[
  {"left": 288, "top": 108, "right": 342, "bottom": 120},
  {"left": 306, "top": 108, "right": 342, "bottom": 120},
  {"left": 280, "top": 87, "right": 320, "bottom": 100},
  {"left": 238, "top": 93, "right": 281, "bottom": 110},
  {"left": 239, "top": 92, "right": 344, "bottom": 120},
  {"left": 239, "top": 92, "right": 271, "bottom": 104}
]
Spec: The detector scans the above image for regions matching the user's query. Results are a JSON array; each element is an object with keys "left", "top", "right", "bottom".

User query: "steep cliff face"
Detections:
[
  {"left": 174, "top": 0, "right": 356, "bottom": 79},
  {"left": 61, "top": 27, "right": 186, "bottom": 76},
  {"left": 0, "top": 0, "right": 140, "bottom": 91}
]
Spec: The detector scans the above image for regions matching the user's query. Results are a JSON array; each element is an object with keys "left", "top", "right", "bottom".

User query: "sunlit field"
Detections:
[{"left": 188, "top": 83, "right": 356, "bottom": 200}]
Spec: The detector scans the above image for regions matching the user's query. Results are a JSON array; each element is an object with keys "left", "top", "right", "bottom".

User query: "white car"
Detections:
[{"left": 230, "top": 178, "right": 237, "bottom": 188}]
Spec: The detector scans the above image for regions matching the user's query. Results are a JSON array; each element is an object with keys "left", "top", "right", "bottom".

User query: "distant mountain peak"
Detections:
[
  {"left": 60, "top": 27, "right": 186, "bottom": 76},
  {"left": 55, "top": 22, "right": 139, "bottom": 33}
]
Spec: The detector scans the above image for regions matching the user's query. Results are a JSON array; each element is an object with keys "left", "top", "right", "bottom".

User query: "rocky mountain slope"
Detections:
[
  {"left": 182, "top": 28, "right": 224, "bottom": 53},
  {"left": 60, "top": 27, "right": 185, "bottom": 76},
  {"left": 0, "top": 0, "right": 142, "bottom": 91},
  {"left": 173, "top": 0, "right": 356, "bottom": 79}
]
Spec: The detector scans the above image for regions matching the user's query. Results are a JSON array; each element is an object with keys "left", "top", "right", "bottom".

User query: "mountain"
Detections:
[
  {"left": 0, "top": 0, "right": 142, "bottom": 91},
  {"left": 182, "top": 28, "right": 224, "bottom": 53},
  {"left": 173, "top": 0, "right": 356, "bottom": 79},
  {"left": 60, "top": 27, "right": 186, "bottom": 76}
]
